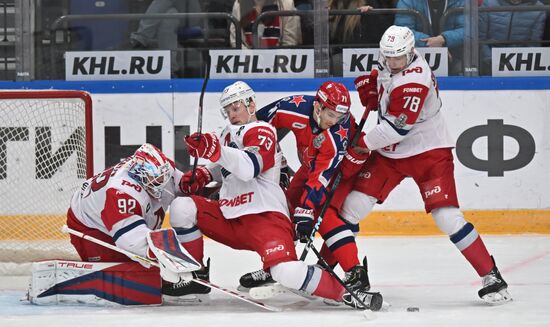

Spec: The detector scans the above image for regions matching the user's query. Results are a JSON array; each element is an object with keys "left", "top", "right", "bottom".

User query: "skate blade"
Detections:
[{"left": 481, "top": 289, "right": 512, "bottom": 305}]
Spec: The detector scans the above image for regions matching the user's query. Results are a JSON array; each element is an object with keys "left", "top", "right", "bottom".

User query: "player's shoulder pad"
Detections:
[
  {"left": 245, "top": 120, "right": 277, "bottom": 138},
  {"left": 393, "top": 56, "right": 432, "bottom": 87},
  {"left": 111, "top": 174, "right": 150, "bottom": 204},
  {"left": 278, "top": 94, "right": 316, "bottom": 115}
]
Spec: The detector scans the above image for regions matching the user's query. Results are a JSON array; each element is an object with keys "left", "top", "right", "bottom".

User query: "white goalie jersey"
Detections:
[
  {"left": 69, "top": 159, "right": 184, "bottom": 256},
  {"left": 364, "top": 51, "right": 455, "bottom": 159},
  {"left": 206, "top": 121, "right": 289, "bottom": 219}
]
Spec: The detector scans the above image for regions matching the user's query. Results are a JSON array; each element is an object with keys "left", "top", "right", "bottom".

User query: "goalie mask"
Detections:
[
  {"left": 128, "top": 143, "right": 174, "bottom": 198},
  {"left": 379, "top": 25, "right": 416, "bottom": 73},
  {"left": 219, "top": 81, "right": 256, "bottom": 121}
]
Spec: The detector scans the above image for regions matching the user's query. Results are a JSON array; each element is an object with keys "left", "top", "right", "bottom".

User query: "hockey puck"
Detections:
[{"left": 406, "top": 307, "right": 420, "bottom": 312}]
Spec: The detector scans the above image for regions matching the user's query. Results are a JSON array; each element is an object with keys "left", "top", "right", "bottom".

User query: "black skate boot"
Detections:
[
  {"left": 238, "top": 269, "right": 274, "bottom": 290},
  {"left": 162, "top": 258, "right": 211, "bottom": 297},
  {"left": 343, "top": 256, "right": 371, "bottom": 291},
  {"left": 342, "top": 288, "right": 383, "bottom": 311},
  {"left": 478, "top": 256, "right": 512, "bottom": 304}
]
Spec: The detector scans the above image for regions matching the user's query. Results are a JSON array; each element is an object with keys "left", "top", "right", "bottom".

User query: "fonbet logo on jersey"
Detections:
[
  {"left": 209, "top": 49, "right": 314, "bottom": 78},
  {"left": 65, "top": 51, "right": 170, "bottom": 81},
  {"left": 219, "top": 192, "right": 254, "bottom": 207}
]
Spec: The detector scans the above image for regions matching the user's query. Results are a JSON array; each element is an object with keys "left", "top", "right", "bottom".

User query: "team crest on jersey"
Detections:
[
  {"left": 289, "top": 95, "right": 307, "bottom": 107},
  {"left": 313, "top": 134, "right": 326, "bottom": 149},
  {"left": 394, "top": 113, "right": 408, "bottom": 129}
]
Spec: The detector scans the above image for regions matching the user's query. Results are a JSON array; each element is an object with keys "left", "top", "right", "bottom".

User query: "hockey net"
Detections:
[{"left": 0, "top": 90, "right": 93, "bottom": 274}]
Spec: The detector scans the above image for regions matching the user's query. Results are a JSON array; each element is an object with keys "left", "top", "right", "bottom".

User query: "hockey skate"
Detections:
[
  {"left": 162, "top": 258, "right": 211, "bottom": 297},
  {"left": 342, "top": 288, "right": 383, "bottom": 311},
  {"left": 478, "top": 256, "right": 512, "bottom": 305},
  {"left": 343, "top": 256, "right": 371, "bottom": 291},
  {"left": 238, "top": 269, "right": 274, "bottom": 291}
]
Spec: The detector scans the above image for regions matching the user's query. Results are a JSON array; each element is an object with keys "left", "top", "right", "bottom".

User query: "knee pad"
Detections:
[
  {"left": 431, "top": 206, "right": 467, "bottom": 236},
  {"left": 270, "top": 261, "right": 310, "bottom": 290},
  {"left": 169, "top": 197, "right": 198, "bottom": 229},
  {"left": 340, "top": 191, "right": 377, "bottom": 224}
]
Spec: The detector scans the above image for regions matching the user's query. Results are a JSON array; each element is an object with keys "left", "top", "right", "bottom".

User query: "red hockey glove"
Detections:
[
  {"left": 340, "top": 146, "right": 369, "bottom": 180},
  {"left": 354, "top": 69, "right": 379, "bottom": 111},
  {"left": 179, "top": 166, "right": 212, "bottom": 195},
  {"left": 293, "top": 207, "right": 314, "bottom": 243},
  {"left": 184, "top": 132, "right": 221, "bottom": 162}
]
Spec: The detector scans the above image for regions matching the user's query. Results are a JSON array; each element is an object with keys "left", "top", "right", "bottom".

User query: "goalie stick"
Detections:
[{"left": 61, "top": 225, "right": 282, "bottom": 312}]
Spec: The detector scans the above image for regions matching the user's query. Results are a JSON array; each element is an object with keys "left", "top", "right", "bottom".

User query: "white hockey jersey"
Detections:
[
  {"left": 206, "top": 121, "right": 289, "bottom": 219},
  {"left": 364, "top": 51, "right": 455, "bottom": 159},
  {"left": 70, "top": 159, "right": 184, "bottom": 257}
]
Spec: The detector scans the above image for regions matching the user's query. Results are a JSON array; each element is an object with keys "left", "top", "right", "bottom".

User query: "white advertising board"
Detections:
[
  {"left": 65, "top": 51, "right": 171, "bottom": 81},
  {"left": 492, "top": 47, "right": 550, "bottom": 77}
]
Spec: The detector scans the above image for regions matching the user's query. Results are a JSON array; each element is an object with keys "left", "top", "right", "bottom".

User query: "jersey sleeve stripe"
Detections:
[
  {"left": 113, "top": 219, "right": 146, "bottom": 242},
  {"left": 244, "top": 150, "right": 261, "bottom": 177}
]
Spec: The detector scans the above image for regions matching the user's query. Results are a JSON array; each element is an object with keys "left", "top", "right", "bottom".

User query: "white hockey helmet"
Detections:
[
  {"left": 379, "top": 25, "right": 416, "bottom": 72},
  {"left": 128, "top": 143, "right": 174, "bottom": 198},
  {"left": 220, "top": 81, "right": 255, "bottom": 108}
]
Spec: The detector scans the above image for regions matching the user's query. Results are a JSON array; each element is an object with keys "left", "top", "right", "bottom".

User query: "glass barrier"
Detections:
[{"left": 1, "top": 0, "right": 550, "bottom": 81}]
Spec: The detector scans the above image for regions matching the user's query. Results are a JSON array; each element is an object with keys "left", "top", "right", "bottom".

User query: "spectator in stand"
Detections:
[
  {"left": 394, "top": 0, "right": 464, "bottom": 75},
  {"left": 328, "top": 0, "right": 397, "bottom": 76},
  {"left": 230, "top": 0, "right": 302, "bottom": 48},
  {"left": 129, "top": 0, "right": 202, "bottom": 77},
  {"left": 479, "top": 0, "right": 547, "bottom": 74}
]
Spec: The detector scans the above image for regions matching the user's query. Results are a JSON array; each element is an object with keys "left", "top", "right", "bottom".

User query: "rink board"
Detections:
[{"left": 0, "top": 77, "right": 549, "bottom": 238}]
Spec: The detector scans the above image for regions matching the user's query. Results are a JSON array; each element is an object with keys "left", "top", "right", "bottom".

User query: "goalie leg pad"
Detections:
[
  {"left": 28, "top": 260, "right": 162, "bottom": 306},
  {"left": 147, "top": 228, "right": 202, "bottom": 283}
]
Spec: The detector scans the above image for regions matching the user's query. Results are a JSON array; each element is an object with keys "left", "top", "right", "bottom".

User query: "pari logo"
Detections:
[
  {"left": 65, "top": 51, "right": 171, "bottom": 81},
  {"left": 210, "top": 49, "right": 314, "bottom": 78}
]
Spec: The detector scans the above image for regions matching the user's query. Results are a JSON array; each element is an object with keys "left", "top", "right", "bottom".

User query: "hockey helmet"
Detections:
[
  {"left": 128, "top": 143, "right": 174, "bottom": 198},
  {"left": 379, "top": 25, "right": 416, "bottom": 72},
  {"left": 315, "top": 81, "right": 351, "bottom": 115}
]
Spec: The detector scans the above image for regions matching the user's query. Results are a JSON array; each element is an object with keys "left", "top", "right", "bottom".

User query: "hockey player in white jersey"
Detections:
[
  {"left": 169, "top": 81, "right": 383, "bottom": 310},
  {"left": 340, "top": 25, "right": 511, "bottom": 304},
  {"left": 67, "top": 143, "right": 208, "bottom": 298}
]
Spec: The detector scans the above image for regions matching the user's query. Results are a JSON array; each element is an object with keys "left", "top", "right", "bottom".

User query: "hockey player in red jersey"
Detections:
[
  {"left": 341, "top": 25, "right": 511, "bottom": 304},
  {"left": 238, "top": 81, "right": 370, "bottom": 292},
  {"left": 168, "top": 81, "right": 382, "bottom": 310},
  {"left": 67, "top": 143, "right": 208, "bottom": 298}
]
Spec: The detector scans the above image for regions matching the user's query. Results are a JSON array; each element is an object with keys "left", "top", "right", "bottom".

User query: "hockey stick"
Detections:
[
  {"left": 61, "top": 225, "right": 281, "bottom": 312},
  {"left": 189, "top": 52, "right": 211, "bottom": 184},
  {"left": 299, "top": 108, "right": 372, "bottom": 261}
]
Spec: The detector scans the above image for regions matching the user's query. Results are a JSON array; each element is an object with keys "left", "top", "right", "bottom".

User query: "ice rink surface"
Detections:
[{"left": 1, "top": 235, "right": 549, "bottom": 327}]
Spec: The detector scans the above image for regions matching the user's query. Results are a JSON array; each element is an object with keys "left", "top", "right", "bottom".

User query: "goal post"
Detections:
[{"left": 0, "top": 90, "right": 93, "bottom": 272}]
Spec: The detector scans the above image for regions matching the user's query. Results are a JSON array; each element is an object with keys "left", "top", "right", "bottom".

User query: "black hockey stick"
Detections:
[
  {"left": 189, "top": 52, "right": 211, "bottom": 184},
  {"left": 299, "top": 107, "right": 372, "bottom": 261}
]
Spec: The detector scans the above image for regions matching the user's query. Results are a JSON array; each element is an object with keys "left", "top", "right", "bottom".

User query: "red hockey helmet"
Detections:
[{"left": 316, "top": 81, "right": 351, "bottom": 115}]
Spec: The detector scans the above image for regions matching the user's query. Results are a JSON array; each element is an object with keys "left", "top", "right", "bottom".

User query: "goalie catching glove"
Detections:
[{"left": 146, "top": 228, "right": 202, "bottom": 283}]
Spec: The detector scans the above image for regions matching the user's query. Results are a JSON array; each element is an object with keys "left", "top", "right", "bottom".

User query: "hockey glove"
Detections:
[
  {"left": 184, "top": 132, "right": 221, "bottom": 162},
  {"left": 179, "top": 166, "right": 212, "bottom": 195},
  {"left": 293, "top": 207, "right": 314, "bottom": 243},
  {"left": 340, "top": 146, "right": 369, "bottom": 180},
  {"left": 354, "top": 69, "right": 379, "bottom": 111}
]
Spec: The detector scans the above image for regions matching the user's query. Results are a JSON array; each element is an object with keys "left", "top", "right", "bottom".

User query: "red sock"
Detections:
[
  {"left": 312, "top": 269, "right": 345, "bottom": 301},
  {"left": 181, "top": 238, "right": 204, "bottom": 264}
]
